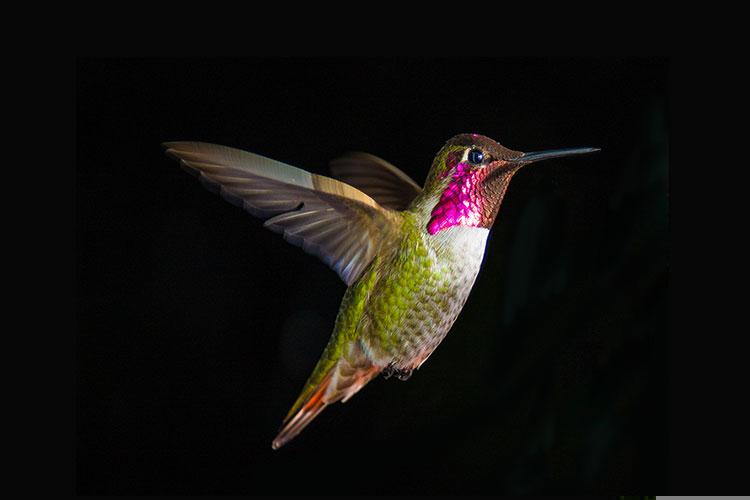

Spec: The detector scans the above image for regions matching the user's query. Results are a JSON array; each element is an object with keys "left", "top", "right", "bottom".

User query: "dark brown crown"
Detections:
[{"left": 445, "top": 133, "right": 523, "bottom": 161}]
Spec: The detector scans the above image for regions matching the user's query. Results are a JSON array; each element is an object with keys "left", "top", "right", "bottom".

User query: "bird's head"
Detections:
[{"left": 423, "top": 133, "right": 599, "bottom": 235}]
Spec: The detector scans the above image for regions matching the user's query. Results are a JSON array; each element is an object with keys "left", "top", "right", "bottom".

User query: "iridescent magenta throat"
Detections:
[{"left": 427, "top": 161, "right": 488, "bottom": 235}]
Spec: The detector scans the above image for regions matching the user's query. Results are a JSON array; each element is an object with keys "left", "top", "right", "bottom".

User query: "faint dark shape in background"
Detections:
[{"left": 77, "top": 58, "right": 667, "bottom": 494}]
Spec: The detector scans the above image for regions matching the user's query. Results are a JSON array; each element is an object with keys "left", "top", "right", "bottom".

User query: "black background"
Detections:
[{"left": 76, "top": 58, "right": 667, "bottom": 494}]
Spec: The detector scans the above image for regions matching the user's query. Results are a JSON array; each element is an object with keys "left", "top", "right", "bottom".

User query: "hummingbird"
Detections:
[{"left": 163, "top": 133, "right": 598, "bottom": 450}]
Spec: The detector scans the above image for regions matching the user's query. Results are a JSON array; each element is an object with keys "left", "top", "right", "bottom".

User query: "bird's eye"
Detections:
[{"left": 467, "top": 148, "right": 484, "bottom": 165}]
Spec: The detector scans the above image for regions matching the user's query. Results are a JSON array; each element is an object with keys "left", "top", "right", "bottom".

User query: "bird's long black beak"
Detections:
[{"left": 513, "top": 147, "right": 600, "bottom": 164}]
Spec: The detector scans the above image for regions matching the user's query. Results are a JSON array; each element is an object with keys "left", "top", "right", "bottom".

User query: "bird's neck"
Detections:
[{"left": 409, "top": 166, "right": 513, "bottom": 236}]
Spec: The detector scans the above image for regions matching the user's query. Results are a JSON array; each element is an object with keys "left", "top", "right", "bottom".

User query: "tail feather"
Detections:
[
  {"left": 272, "top": 373, "right": 333, "bottom": 450},
  {"left": 272, "top": 347, "right": 381, "bottom": 450}
]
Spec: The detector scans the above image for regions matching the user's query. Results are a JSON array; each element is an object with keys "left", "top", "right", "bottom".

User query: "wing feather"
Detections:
[
  {"left": 164, "top": 141, "right": 399, "bottom": 286},
  {"left": 329, "top": 152, "right": 423, "bottom": 210}
]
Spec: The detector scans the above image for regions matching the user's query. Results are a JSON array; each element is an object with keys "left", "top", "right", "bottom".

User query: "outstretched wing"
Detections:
[
  {"left": 329, "top": 152, "right": 422, "bottom": 211},
  {"left": 164, "top": 142, "right": 399, "bottom": 286}
]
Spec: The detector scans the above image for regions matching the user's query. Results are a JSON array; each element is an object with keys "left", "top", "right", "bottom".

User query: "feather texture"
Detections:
[
  {"left": 163, "top": 142, "right": 399, "bottom": 286},
  {"left": 272, "top": 340, "right": 380, "bottom": 450},
  {"left": 329, "top": 152, "right": 422, "bottom": 211}
]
